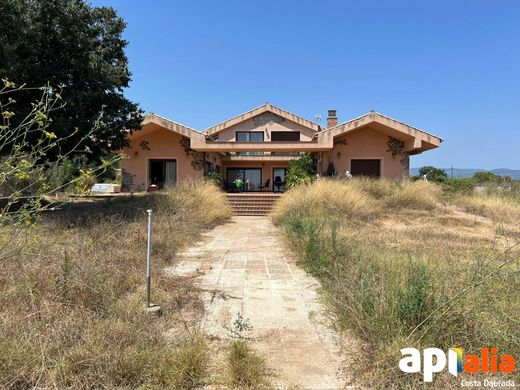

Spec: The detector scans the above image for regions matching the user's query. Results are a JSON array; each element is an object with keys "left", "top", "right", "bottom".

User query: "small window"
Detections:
[
  {"left": 271, "top": 131, "right": 300, "bottom": 141},
  {"left": 236, "top": 131, "right": 264, "bottom": 142}
]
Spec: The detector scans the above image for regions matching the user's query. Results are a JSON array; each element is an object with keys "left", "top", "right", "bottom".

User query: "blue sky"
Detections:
[{"left": 91, "top": 0, "right": 520, "bottom": 169}]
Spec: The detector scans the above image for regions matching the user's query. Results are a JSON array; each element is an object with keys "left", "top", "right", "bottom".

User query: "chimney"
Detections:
[{"left": 327, "top": 109, "right": 337, "bottom": 128}]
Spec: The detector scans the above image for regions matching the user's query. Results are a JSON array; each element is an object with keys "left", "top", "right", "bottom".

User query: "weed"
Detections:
[{"left": 226, "top": 340, "right": 271, "bottom": 389}]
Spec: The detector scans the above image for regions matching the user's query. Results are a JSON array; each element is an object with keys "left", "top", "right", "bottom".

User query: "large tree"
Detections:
[{"left": 0, "top": 0, "right": 142, "bottom": 159}]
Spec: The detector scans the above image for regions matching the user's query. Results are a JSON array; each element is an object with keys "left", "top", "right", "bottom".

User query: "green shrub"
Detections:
[
  {"left": 472, "top": 171, "right": 501, "bottom": 183},
  {"left": 285, "top": 156, "right": 316, "bottom": 188},
  {"left": 442, "top": 178, "right": 474, "bottom": 194},
  {"left": 204, "top": 170, "right": 222, "bottom": 185},
  {"left": 397, "top": 263, "right": 433, "bottom": 328}
]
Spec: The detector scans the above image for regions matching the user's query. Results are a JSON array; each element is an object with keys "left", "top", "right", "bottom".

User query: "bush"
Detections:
[
  {"left": 204, "top": 170, "right": 222, "bottom": 185},
  {"left": 442, "top": 178, "right": 474, "bottom": 194},
  {"left": 472, "top": 171, "right": 501, "bottom": 183},
  {"left": 285, "top": 156, "right": 316, "bottom": 188},
  {"left": 397, "top": 263, "right": 433, "bottom": 328},
  {"left": 418, "top": 166, "right": 448, "bottom": 182}
]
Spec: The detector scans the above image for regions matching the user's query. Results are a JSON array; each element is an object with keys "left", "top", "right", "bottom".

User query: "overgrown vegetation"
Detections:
[
  {"left": 0, "top": 0, "right": 143, "bottom": 160},
  {"left": 0, "top": 80, "right": 121, "bottom": 226},
  {"left": 272, "top": 178, "right": 520, "bottom": 388},
  {"left": 286, "top": 155, "right": 316, "bottom": 188},
  {"left": 0, "top": 181, "right": 232, "bottom": 388},
  {"left": 414, "top": 166, "right": 520, "bottom": 197},
  {"left": 225, "top": 341, "right": 271, "bottom": 389}
]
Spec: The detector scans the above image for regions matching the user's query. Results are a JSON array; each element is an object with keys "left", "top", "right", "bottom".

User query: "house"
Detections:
[{"left": 120, "top": 103, "right": 442, "bottom": 192}]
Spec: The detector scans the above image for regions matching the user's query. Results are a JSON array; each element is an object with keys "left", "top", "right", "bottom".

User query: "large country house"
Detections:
[{"left": 121, "top": 104, "right": 442, "bottom": 192}]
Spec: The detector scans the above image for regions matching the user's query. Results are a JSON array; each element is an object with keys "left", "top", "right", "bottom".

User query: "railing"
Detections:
[{"left": 224, "top": 151, "right": 308, "bottom": 157}]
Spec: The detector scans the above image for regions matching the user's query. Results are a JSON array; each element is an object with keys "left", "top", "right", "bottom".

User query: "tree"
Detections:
[
  {"left": 0, "top": 80, "right": 118, "bottom": 226},
  {"left": 418, "top": 166, "right": 448, "bottom": 182},
  {"left": 286, "top": 156, "right": 316, "bottom": 188},
  {"left": 472, "top": 171, "right": 501, "bottom": 183},
  {"left": 0, "top": 0, "right": 143, "bottom": 161}
]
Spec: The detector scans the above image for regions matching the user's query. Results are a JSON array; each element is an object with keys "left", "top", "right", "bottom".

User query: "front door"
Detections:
[
  {"left": 227, "top": 168, "right": 262, "bottom": 191},
  {"left": 272, "top": 168, "right": 287, "bottom": 192}
]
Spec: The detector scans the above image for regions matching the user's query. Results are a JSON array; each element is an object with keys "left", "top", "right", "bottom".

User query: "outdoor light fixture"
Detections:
[{"left": 337, "top": 152, "right": 341, "bottom": 160}]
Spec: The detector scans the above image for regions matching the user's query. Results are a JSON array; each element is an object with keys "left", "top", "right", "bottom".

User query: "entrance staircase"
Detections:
[{"left": 226, "top": 193, "right": 283, "bottom": 216}]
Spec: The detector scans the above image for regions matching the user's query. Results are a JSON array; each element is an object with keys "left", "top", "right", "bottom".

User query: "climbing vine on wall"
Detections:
[
  {"left": 387, "top": 136, "right": 409, "bottom": 169},
  {"left": 180, "top": 136, "right": 205, "bottom": 170},
  {"left": 139, "top": 140, "right": 151, "bottom": 150}
]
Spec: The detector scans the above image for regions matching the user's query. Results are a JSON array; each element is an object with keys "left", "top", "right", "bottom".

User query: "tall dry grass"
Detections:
[
  {"left": 0, "top": 181, "right": 231, "bottom": 389},
  {"left": 454, "top": 193, "right": 520, "bottom": 222},
  {"left": 272, "top": 178, "right": 520, "bottom": 388}
]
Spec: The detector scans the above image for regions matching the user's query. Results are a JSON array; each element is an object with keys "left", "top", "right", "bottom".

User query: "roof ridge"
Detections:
[
  {"left": 203, "top": 103, "right": 320, "bottom": 134},
  {"left": 371, "top": 111, "right": 441, "bottom": 140},
  {"left": 267, "top": 103, "right": 320, "bottom": 127},
  {"left": 202, "top": 103, "right": 269, "bottom": 134},
  {"left": 321, "top": 112, "right": 372, "bottom": 133},
  {"left": 147, "top": 112, "right": 200, "bottom": 133},
  {"left": 321, "top": 111, "right": 442, "bottom": 140}
]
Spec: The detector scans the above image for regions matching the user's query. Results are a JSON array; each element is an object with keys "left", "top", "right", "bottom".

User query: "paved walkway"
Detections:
[{"left": 167, "top": 216, "right": 345, "bottom": 389}]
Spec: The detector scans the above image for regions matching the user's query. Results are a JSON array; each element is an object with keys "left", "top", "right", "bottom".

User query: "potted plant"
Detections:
[{"left": 233, "top": 177, "right": 244, "bottom": 192}]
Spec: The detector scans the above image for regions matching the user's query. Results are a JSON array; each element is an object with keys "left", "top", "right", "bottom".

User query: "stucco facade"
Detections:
[{"left": 120, "top": 104, "right": 442, "bottom": 192}]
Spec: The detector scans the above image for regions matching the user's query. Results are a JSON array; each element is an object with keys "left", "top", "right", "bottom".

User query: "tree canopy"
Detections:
[
  {"left": 418, "top": 166, "right": 448, "bottom": 182},
  {"left": 0, "top": 0, "right": 142, "bottom": 160}
]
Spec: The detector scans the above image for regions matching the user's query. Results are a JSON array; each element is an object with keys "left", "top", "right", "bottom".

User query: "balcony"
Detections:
[{"left": 221, "top": 151, "right": 307, "bottom": 161}]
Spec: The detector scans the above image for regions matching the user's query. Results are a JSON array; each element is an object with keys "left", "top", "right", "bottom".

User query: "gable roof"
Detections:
[
  {"left": 323, "top": 111, "right": 443, "bottom": 152},
  {"left": 203, "top": 103, "right": 321, "bottom": 135},
  {"left": 128, "top": 113, "right": 199, "bottom": 140},
  {"left": 324, "top": 111, "right": 442, "bottom": 139}
]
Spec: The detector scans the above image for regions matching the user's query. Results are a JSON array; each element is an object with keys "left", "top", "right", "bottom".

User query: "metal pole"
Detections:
[{"left": 146, "top": 209, "right": 152, "bottom": 307}]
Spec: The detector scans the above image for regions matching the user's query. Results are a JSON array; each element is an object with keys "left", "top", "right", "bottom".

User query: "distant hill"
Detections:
[{"left": 410, "top": 168, "right": 520, "bottom": 180}]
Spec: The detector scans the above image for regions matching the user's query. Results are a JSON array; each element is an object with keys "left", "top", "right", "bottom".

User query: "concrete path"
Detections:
[{"left": 168, "top": 216, "right": 346, "bottom": 389}]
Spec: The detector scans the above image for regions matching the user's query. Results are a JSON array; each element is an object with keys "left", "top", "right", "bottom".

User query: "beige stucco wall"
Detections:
[
  {"left": 322, "top": 127, "right": 408, "bottom": 180},
  {"left": 121, "top": 128, "right": 203, "bottom": 191},
  {"left": 215, "top": 117, "right": 316, "bottom": 142}
]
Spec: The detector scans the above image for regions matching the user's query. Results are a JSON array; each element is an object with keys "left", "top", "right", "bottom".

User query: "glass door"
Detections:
[
  {"left": 149, "top": 159, "right": 177, "bottom": 188},
  {"left": 272, "top": 168, "right": 287, "bottom": 192},
  {"left": 227, "top": 168, "right": 262, "bottom": 192}
]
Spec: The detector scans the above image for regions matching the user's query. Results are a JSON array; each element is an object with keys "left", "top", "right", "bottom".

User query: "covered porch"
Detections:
[{"left": 222, "top": 161, "right": 289, "bottom": 192}]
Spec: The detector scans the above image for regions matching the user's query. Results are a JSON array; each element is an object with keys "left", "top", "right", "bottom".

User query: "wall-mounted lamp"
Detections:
[{"left": 337, "top": 152, "right": 341, "bottom": 160}]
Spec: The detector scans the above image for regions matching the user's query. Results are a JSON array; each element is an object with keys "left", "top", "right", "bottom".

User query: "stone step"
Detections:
[{"left": 226, "top": 193, "right": 282, "bottom": 216}]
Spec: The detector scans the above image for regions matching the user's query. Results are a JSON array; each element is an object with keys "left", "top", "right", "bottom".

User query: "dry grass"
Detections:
[
  {"left": 225, "top": 341, "right": 271, "bottom": 389},
  {"left": 273, "top": 178, "right": 520, "bottom": 388},
  {"left": 0, "top": 180, "right": 232, "bottom": 389},
  {"left": 454, "top": 193, "right": 520, "bottom": 222},
  {"left": 383, "top": 180, "right": 442, "bottom": 210},
  {"left": 272, "top": 178, "right": 380, "bottom": 223}
]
